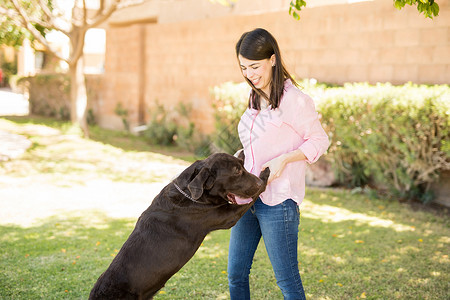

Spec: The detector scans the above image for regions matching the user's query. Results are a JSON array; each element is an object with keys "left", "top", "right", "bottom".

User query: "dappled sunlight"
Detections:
[
  {"left": 438, "top": 236, "right": 450, "bottom": 244},
  {"left": 430, "top": 271, "right": 441, "bottom": 277},
  {"left": 355, "top": 257, "right": 371, "bottom": 264},
  {"left": 302, "top": 199, "right": 414, "bottom": 232},
  {"left": 431, "top": 251, "right": 449, "bottom": 264},
  {"left": 196, "top": 240, "right": 228, "bottom": 260},
  {"left": 299, "top": 245, "right": 327, "bottom": 258},
  {"left": 397, "top": 245, "right": 420, "bottom": 254},
  {"left": 386, "top": 254, "right": 401, "bottom": 262},
  {"left": 331, "top": 255, "right": 347, "bottom": 265},
  {"left": 408, "top": 277, "right": 431, "bottom": 287}
]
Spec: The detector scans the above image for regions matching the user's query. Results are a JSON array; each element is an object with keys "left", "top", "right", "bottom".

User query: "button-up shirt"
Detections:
[{"left": 238, "top": 80, "right": 330, "bottom": 206}]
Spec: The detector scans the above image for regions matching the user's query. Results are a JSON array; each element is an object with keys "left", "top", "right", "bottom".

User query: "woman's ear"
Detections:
[{"left": 270, "top": 54, "right": 276, "bottom": 67}]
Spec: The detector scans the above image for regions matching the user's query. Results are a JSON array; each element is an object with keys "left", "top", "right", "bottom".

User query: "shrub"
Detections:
[
  {"left": 14, "top": 73, "right": 101, "bottom": 124},
  {"left": 17, "top": 74, "right": 71, "bottom": 120},
  {"left": 114, "top": 102, "right": 130, "bottom": 131},
  {"left": 142, "top": 102, "right": 208, "bottom": 155},
  {"left": 210, "top": 81, "right": 250, "bottom": 154},
  {"left": 316, "top": 82, "right": 449, "bottom": 202},
  {"left": 1, "top": 60, "right": 17, "bottom": 87},
  {"left": 211, "top": 80, "right": 450, "bottom": 202}
]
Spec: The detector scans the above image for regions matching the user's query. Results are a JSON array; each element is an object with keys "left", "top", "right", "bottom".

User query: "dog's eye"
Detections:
[{"left": 235, "top": 168, "right": 243, "bottom": 175}]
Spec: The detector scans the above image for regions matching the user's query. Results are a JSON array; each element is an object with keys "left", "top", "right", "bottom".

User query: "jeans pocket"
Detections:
[{"left": 284, "top": 199, "right": 300, "bottom": 222}]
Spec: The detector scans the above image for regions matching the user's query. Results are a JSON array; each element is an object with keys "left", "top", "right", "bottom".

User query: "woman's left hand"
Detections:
[{"left": 261, "top": 155, "right": 287, "bottom": 184}]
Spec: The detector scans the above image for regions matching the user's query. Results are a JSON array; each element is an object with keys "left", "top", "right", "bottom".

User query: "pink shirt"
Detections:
[{"left": 238, "top": 80, "right": 330, "bottom": 206}]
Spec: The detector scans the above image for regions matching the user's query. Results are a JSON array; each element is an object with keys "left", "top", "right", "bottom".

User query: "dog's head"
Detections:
[{"left": 176, "top": 153, "right": 269, "bottom": 205}]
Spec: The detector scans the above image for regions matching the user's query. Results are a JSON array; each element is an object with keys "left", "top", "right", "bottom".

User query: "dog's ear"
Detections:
[{"left": 188, "top": 168, "right": 214, "bottom": 200}]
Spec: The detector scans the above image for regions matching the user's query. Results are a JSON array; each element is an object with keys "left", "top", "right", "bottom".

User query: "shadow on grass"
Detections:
[{"left": 1, "top": 190, "right": 448, "bottom": 299}]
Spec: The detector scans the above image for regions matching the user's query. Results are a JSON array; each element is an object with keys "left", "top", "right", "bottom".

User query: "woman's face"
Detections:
[{"left": 238, "top": 54, "right": 275, "bottom": 96}]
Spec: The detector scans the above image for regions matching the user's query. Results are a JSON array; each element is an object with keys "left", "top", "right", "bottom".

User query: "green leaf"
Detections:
[
  {"left": 394, "top": 0, "right": 406, "bottom": 9},
  {"left": 431, "top": 2, "right": 439, "bottom": 16}
]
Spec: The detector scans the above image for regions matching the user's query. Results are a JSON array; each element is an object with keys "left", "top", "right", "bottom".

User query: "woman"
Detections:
[{"left": 227, "top": 28, "right": 330, "bottom": 300}]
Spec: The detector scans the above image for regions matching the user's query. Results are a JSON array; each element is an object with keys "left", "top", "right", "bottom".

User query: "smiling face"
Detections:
[{"left": 238, "top": 54, "right": 275, "bottom": 97}]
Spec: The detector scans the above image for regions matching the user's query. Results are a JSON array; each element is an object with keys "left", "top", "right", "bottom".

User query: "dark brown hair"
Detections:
[{"left": 235, "top": 28, "right": 298, "bottom": 110}]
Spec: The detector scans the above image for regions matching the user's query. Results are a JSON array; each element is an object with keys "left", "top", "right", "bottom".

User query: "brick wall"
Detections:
[
  {"left": 99, "top": 24, "right": 144, "bottom": 129},
  {"left": 99, "top": 0, "right": 450, "bottom": 132}
]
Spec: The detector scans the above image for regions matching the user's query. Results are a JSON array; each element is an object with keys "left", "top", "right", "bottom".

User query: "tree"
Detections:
[
  {"left": 0, "top": 0, "right": 124, "bottom": 137},
  {"left": 289, "top": 0, "right": 440, "bottom": 19}
]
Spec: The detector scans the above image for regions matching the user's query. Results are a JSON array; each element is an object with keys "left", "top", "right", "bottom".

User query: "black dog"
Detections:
[{"left": 89, "top": 153, "right": 270, "bottom": 299}]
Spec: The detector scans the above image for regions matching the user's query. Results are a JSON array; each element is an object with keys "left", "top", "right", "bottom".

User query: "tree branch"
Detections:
[
  {"left": 0, "top": 7, "right": 26, "bottom": 28},
  {"left": 87, "top": 0, "right": 120, "bottom": 29},
  {"left": 95, "top": 0, "right": 106, "bottom": 18},
  {"left": 38, "top": 0, "right": 59, "bottom": 29},
  {"left": 82, "top": 0, "right": 88, "bottom": 26},
  {"left": 39, "top": 0, "right": 53, "bottom": 19},
  {"left": 71, "top": 0, "right": 81, "bottom": 27},
  {"left": 35, "top": 2, "right": 70, "bottom": 34},
  {"left": 9, "top": 0, "right": 68, "bottom": 63},
  {"left": 68, "top": 27, "right": 86, "bottom": 66},
  {"left": 0, "top": 6, "right": 17, "bottom": 19}
]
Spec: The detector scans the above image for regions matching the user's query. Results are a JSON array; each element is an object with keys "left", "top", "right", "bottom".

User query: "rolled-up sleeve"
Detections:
[{"left": 291, "top": 94, "right": 330, "bottom": 163}]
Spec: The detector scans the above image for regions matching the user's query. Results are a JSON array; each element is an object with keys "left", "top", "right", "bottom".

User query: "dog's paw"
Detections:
[
  {"left": 260, "top": 167, "right": 271, "bottom": 183},
  {"left": 234, "top": 149, "right": 245, "bottom": 161}
]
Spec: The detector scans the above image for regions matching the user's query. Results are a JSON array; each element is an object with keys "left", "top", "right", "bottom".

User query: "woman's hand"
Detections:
[
  {"left": 261, "top": 155, "right": 287, "bottom": 184},
  {"left": 261, "top": 149, "right": 307, "bottom": 184}
]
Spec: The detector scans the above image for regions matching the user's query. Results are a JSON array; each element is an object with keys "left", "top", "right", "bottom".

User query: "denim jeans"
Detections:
[{"left": 227, "top": 198, "right": 306, "bottom": 300}]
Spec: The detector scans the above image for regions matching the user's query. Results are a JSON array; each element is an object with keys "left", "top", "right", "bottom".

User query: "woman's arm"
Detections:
[
  {"left": 262, "top": 93, "right": 329, "bottom": 184},
  {"left": 262, "top": 149, "right": 306, "bottom": 184}
]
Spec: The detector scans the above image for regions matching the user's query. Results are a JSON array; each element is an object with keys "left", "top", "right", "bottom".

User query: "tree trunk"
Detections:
[{"left": 69, "top": 56, "right": 89, "bottom": 137}]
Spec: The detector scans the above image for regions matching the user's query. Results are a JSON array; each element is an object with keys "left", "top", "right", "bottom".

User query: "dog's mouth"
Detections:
[{"left": 227, "top": 193, "right": 253, "bottom": 205}]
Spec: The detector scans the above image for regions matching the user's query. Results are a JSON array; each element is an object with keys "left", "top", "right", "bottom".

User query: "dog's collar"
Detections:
[{"left": 173, "top": 182, "right": 206, "bottom": 204}]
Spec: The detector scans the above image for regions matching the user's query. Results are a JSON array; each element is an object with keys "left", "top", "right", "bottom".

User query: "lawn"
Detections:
[{"left": 0, "top": 116, "right": 449, "bottom": 299}]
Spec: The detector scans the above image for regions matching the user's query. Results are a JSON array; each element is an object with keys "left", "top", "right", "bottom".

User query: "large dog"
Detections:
[{"left": 89, "top": 153, "right": 270, "bottom": 299}]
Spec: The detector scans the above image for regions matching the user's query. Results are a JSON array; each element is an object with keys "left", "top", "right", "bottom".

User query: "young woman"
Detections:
[{"left": 227, "top": 28, "right": 330, "bottom": 300}]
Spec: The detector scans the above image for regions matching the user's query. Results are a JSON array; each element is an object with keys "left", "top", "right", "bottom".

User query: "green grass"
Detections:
[{"left": 0, "top": 116, "right": 449, "bottom": 299}]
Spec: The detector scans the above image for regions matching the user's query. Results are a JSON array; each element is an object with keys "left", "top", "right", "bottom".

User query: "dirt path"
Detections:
[
  {"left": 0, "top": 115, "right": 189, "bottom": 227},
  {"left": 0, "top": 177, "right": 176, "bottom": 227}
]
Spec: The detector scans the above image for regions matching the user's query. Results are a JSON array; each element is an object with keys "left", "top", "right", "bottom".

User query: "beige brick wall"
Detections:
[
  {"left": 99, "top": 0, "right": 450, "bottom": 132},
  {"left": 99, "top": 24, "right": 143, "bottom": 129}
]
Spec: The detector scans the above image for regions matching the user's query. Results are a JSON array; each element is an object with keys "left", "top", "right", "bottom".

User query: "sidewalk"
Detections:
[
  {"left": 0, "top": 87, "right": 29, "bottom": 116},
  {"left": 0, "top": 88, "right": 31, "bottom": 160}
]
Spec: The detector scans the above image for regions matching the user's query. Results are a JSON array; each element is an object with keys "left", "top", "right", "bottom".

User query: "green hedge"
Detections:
[
  {"left": 211, "top": 80, "right": 450, "bottom": 202},
  {"left": 15, "top": 73, "right": 102, "bottom": 124},
  {"left": 210, "top": 82, "right": 250, "bottom": 154},
  {"left": 17, "top": 74, "right": 71, "bottom": 120},
  {"left": 141, "top": 102, "right": 211, "bottom": 156}
]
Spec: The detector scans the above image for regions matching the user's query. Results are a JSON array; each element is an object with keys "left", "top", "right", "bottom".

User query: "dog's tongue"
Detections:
[{"left": 235, "top": 196, "right": 253, "bottom": 205}]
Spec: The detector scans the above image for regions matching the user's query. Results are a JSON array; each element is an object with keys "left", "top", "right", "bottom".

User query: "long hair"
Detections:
[{"left": 235, "top": 28, "right": 298, "bottom": 110}]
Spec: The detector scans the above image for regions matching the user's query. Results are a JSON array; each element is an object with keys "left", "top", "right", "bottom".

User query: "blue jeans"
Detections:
[{"left": 227, "top": 198, "right": 306, "bottom": 300}]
